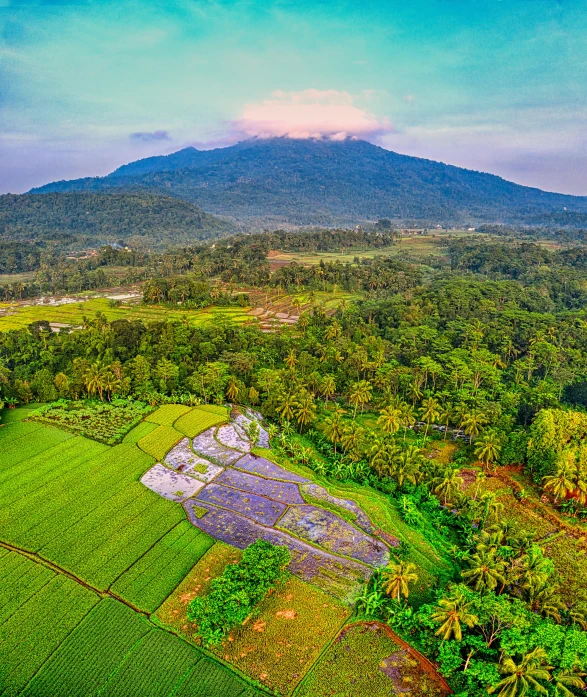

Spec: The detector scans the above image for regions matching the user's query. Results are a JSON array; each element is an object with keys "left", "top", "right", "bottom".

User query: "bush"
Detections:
[{"left": 187, "top": 540, "right": 290, "bottom": 646}]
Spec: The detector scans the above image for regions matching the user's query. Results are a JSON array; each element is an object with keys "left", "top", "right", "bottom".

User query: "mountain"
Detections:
[
  {"left": 31, "top": 137, "right": 587, "bottom": 227},
  {"left": 0, "top": 192, "right": 233, "bottom": 249}
]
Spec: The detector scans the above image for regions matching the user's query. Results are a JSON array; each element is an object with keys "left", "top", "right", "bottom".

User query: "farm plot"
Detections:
[
  {"left": 145, "top": 404, "right": 192, "bottom": 427},
  {"left": 182, "top": 503, "right": 368, "bottom": 599},
  {"left": 195, "top": 483, "right": 288, "bottom": 525},
  {"left": 301, "top": 484, "right": 374, "bottom": 533},
  {"left": 215, "top": 469, "right": 305, "bottom": 504},
  {"left": 216, "top": 424, "right": 251, "bottom": 452},
  {"left": 164, "top": 438, "right": 224, "bottom": 482},
  {"left": 111, "top": 522, "right": 214, "bottom": 613},
  {"left": 0, "top": 423, "right": 73, "bottom": 470},
  {"left": 296, "top": 622, "right": 449, "bottom": 697},
  {"left": 18, "top": 595, "right": 259, "bottom": 697},
  {"left": 159, "top": 560, "right": 349, "bottom": 697},
  {"left": 192, "top": 427, "right": 243, "bottom": 465},
  {"left": 0, "top": 552, "right": 99, "bottom": 697},
  {"left": 233, "top": 412, "right": 270, "bottom": 448},
  {"left": 141, "top": 463, "right": 206, "bottom": 501},
  {"left": 30, "top": 399, "right": 152, "bottom": 444},
  {"left": 138, "top": 424, "right": 184, "bottom": 461},
  {"left": 278, "top": 506, "right": 389, "bottom": 567},
  {"left": 175, "top": 407, "right": 228, "bottom": 438},
  {"left": 235, "top": 453, "right": 309, "bottom": 483},
  {"left": 123, "top": 420, "right": 159, "bottom": 444},
  {"left": 0, "top": 430, "right": 196, "bottom": 591}
]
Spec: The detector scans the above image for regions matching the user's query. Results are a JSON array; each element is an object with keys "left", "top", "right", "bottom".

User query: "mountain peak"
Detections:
[{"left": 30, "top": 138, "right": 587, "bottom": 227}]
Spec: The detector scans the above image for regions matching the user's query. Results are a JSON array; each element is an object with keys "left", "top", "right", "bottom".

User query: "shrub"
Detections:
[{"left": 187, "top": 540, "right": 290, "bottom": 646}]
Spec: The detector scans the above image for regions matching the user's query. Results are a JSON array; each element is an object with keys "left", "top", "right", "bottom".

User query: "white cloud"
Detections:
[{"left": 234, "top": 89, "right": 392, "bottom": 141}]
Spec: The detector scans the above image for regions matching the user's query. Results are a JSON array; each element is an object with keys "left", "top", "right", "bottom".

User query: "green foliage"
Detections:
[
  {"left": 527, "top": 408, "right": 587, "bottom": 480},
  {"left": 30, "top": 398, "right": 152, "bottom": 444},
  {"left": 187, "top": 539, "right": 290, "bottom": 646}
]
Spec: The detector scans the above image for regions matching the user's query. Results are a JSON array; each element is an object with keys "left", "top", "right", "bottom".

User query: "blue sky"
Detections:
[{"left": 1, "top": 0, "right": 585, "bottom": 194}]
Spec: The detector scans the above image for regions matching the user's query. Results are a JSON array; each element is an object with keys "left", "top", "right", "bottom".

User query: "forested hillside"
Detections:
[
  {"left": 0, "top": 192, "right": 232, "bottom": 249},
  {"left": 31, "top": 138, "right": 587, "bottom": 227}
]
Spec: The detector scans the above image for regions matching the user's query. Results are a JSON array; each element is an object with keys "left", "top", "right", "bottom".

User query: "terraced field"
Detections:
[{"left": 0, "top": 401, "right": 447, "bottom": 695}]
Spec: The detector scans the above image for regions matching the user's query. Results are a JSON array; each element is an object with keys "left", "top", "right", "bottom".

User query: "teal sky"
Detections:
[{"left": 1, "top": 0, "right": 586, "bottom": 194}]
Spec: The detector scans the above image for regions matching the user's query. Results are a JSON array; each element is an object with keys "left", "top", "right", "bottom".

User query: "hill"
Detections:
[
  {"left": 0, "top": 191, "right": 233, "bottom": 249},
  {"left": 31, "top": 137, "right": 587, "bottom": 227}
]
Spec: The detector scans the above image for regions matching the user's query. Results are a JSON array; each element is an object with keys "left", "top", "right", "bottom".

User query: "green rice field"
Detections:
[{"left": 0, "top": 404, "right": 264, "bottom": 696}]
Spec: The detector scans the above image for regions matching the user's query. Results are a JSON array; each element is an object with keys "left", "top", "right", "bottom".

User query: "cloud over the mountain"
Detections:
[
  {"left": 130, "top": 130, "right": 171, "bottom": 142},
  {"left": 234, "top": 89, "right": 392, "bottom": 141}
]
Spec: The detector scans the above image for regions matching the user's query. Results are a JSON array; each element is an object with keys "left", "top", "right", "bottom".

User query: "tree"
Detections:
[
  {"left": 460, "top": 410, "right": 488, "bottom": 440},
  {"left": 319, "top": 374, "right": 336, "bottom": 405},
  {"left": 488, "top": 648, "right": 552, "bottom": 697},
  {"left": 431, "top": 589, "right": 478, "bottom": 641},
  {"left": 226, "top": 376, "right": 240, "bottom": 402},
  {"left": 340, "top": 422, "right": 366, "bottom": 461},
  {"left": 439, "top": 401, "right": 453, "bottom": 440},
  {"left": 83, "top": 363, "right": 105, "bottom": 401},
  {"left": 275, "top": 391, "right": 297, "bottom": 422},
  {"left": 348, "top": 380, "right": 372, "bottom": 417},
  {"left": 382, "top": 561, "right": 418, "bottom": 602},
  {"left": 433, "top": 467, "right": 463, "bottom": 505},
  {"left": 378, "top": 405, "right": 402, "bottom": 436},
  {"left": 475, "top": 429, "right": 503, "bottom": 471},
  {"left": 462, "top": 550, "right": 507, "bottom": 593},
  {"left": 293, "top": 389, "right": 316, "bottom": 431},
  {"left": 322, "top": 407, "right": 345, "bottom": 454},
  {"left": 553, "top": 668, "right": 586, "bottom": 697},
  {"left": 392, "top": 446, "right": 423, "bottom": 487},
  {"left": 543, "top": 450, "right": 576, "bottom": 502},
  {"left": 419, "top": 397, "right": 440, "bottom": 440}
]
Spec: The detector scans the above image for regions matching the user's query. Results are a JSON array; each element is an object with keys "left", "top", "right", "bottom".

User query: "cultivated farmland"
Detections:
[{"left": 0, "top": 402, "right": 449, "bottom": 696}]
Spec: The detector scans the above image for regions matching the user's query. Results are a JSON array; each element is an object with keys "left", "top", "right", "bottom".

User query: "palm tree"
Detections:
[
  {"left": 285, "top": 349, "right": 297, "bottom": 370},
  {"left": 433, "top": 468, "right": 464, "bottom": 505},
  {"left": 377, "top": 405, "right": 402, "bottom": 436},
  {"left": 419, "top": 397, "right": 440, "bottom": 440},
  {"left": 293, "top": 390, "right": 316, "bottom": 431},
  {"left": 275, "top": 391, "right": 296, "bottom": 422},
  {"left": 348, "top": 380, "right": 372, "bottom": 417},
  {"left": 462, "top": 550, "right": 506, "bottom": 592},
  {"left": 488, "top": 648, "right": 552, "bottom": 697},
  {"left": 382, "top": 561, "right": 418, "bottom": 602},
  {"left": 340, "top": 422, "right": 365, "bottom": 461},
  {"left": 322, "top": 407, "right": 345, "bottom": 455},
  {"left": 369, "top": 438, "right": 397, "bottom": 479},
  {"left": 83, "top": 363, "right": 106, "bottom": 401},
  {"left": 431, "top": 590, "right": 478, "bottom": 641},
  {"left": 400, "top": 403, "right": 416, "bottom": 442},
  {"left": 439, "top": 402, "right": 453, "bottom": 440},
  {"left": 543, "top": 451, "right": 576, "bottom": 503},
  {"left": 319, "top": 375, "right": 336, "bottom": 405},
  {"left": 474, "top": 429, "right": 502, "bottom": 471},
  {"left": 226, "top": 376, "right": 239, "bottom": 402},
  {"left": 460, "top": 410, "right": 488, "bottom": 440},
  {"left": 553, "top": 668, "right": 586, "bottom": 697},
  {"left": 392, "top": 446, "right": 423, "bottom": 487}
]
